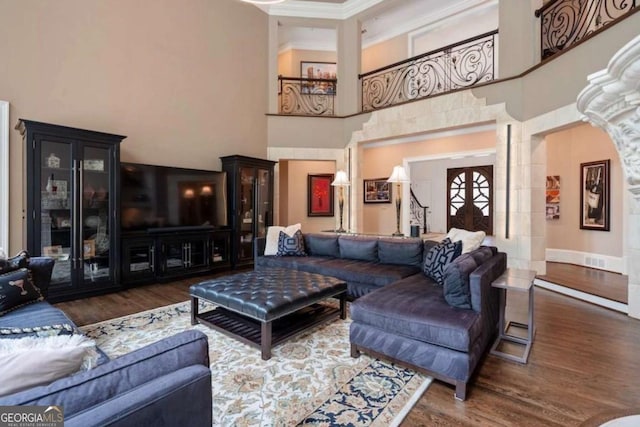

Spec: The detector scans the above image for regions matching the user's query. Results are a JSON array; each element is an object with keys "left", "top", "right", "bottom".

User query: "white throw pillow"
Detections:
[
  {"left": 0, "top": 334, "right": 98, "bottom": 397},
  {"left": 264, "top": 223, "right": 301, "bottom": 256},
  {"left": 446, "top": 227, "right": 486, "bottom": 254}
]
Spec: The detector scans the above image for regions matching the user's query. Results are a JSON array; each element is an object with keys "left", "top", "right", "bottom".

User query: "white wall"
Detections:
[{"left": 410, "top": 3, "right": 499, "bottom": 55}]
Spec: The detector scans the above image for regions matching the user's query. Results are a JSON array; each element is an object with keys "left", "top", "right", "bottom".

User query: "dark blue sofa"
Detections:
[
  {"left": 0, "top": 257, "right": 213, "bottom": 426},
  {"left": 255, "top": 233, "right": 507, "bottom": 399}
]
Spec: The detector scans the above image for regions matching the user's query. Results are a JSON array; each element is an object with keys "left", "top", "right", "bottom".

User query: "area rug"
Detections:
[{"left": 80, "top": 301, "right": 431, "bottom": 426}]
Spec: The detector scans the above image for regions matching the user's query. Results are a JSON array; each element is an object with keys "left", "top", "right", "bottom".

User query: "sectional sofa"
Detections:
[
  {"left": 0, "top": 257, "right": 213, "bottom": 426},
  {"left": 255, "top": 232, "right": 507, "bottom": 399}
]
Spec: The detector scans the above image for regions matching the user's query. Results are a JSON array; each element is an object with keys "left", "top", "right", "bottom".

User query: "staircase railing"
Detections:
[
  {"left": 278, "top": 76, "right": 337, "bottom": 116},
  {"left": 536, "top": 0, "right": 637, "bottom": 60},
  {"left": 410, "top": 188, "right": 429, "bottom": 234},
  {"left": 359, "top": 30, "right": 497, "bottom": 112}
]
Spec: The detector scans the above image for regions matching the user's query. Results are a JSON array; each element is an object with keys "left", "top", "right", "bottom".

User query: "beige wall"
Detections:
[
  {"left": 278, "top": 49, "right": 337, "bottom": 77},
  {"left": 361, "top": 130, "right": 496, "bottom": 234},
  {"left": 1, "top": 0, "right": 269, "bottom": 253},
  {"left": 280, "top": 160, "right": 336, "bottom": 232},
  {"left": 546, "top": 123, "right": 623, "bottom": 257},
  {"left": 361, "top": 34, "right": 407, "bottom": 74}
]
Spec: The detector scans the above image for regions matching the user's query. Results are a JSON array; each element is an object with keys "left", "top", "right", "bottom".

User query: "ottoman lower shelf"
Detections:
[{"left": 192, "top": 298, "right": 344, "bottom": 360}]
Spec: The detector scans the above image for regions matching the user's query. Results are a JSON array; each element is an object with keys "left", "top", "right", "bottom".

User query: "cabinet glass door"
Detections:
[
  {"left": 81, "top": 146, "right": 112, "bottom": 284},
  {"left": 256, "top": 168, "right": 270, "bottom": 239},
  {"left": 238, "top": 167, "right": 254, "bottom": 261},
  {"left": 188, "top": 239, "right": 207, "bottom": 268},
  {"left": 164, "top": 241, "right": 185, "bottom": 272},
  {"left": 40, "top": 140, "right": 73, "bottom": 287}
]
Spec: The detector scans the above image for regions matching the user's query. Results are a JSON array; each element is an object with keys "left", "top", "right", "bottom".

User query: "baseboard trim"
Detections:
[
  {"left": 534, "top": 278, "right": 628, "bottom": 314},
  {"left": 546, "top": 248, "right": 624, "bottom": 274}
]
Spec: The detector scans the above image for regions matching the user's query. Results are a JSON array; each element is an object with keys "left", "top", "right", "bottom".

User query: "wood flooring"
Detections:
[
  {"left": 56, "top": 271, "right": 640, "bottom": 426},
  {"left": 539, "top": 261, "right": 628, "bottom": 304}
]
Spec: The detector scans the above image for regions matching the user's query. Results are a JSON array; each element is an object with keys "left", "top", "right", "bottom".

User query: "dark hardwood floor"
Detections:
[
  {"left": 538, "top": 261, "right": 628, "bottom": 304},
  {"left": 56, "top": 271, "right": 640, "bottom": 426}
]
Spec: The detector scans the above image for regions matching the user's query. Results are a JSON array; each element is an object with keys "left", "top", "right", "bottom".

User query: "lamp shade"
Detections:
[
  {"left": 331, "top": 170, "right": 350, "bottom": 187},
  {"left": 387, "top": 166, "right": 410, "bottom": 183}
]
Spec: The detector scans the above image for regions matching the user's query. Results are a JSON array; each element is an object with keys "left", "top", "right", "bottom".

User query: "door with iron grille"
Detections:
[{"left": 447, "top": 165, "right": 493, "bottom": 234}]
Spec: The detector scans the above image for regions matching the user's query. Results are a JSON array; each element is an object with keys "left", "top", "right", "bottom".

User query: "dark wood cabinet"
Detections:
[
  {"left": 121, "top": 228, "right": 231, "bottom": 285},
  {"left": 18, "top": 119, "right": 126, "bottom": 302},
  {"left": 221, "top": 155, "right": 275, "bottom": 268}
]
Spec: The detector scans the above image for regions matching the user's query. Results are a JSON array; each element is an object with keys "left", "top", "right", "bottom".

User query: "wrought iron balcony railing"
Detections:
[
  {"left": 278, "top": 76, "right": 337, "bottom": 116},
  {"left": 410, "top": 188, "right": 429, "bottom": 234},
  {"left": 360, "top": 30, "right": 497, "bottom": 112},
  {"left": 536, "top": 0, "right": 637, "bottom": 60}
]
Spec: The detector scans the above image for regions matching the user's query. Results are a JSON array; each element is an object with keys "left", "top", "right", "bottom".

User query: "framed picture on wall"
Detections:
[
  {"left": 580, "top": 159, "right": 610, "bottom": 231},
  {"left": 546, "top": 175, "right": 560, "bottom": 220},
  {"left": 363, "top": 178, "right": 392, "bottom": 203},
  {"left": 300, "top": 61, "right": 337, "bottom": 94},
  {"left": 308, "top": 174, "right": 334, "bottom": 217}
]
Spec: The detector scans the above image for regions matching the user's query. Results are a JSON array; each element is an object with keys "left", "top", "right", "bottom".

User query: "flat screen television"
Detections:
[{"left": 120, "top": 162, "right": 228, "bottom": 232}]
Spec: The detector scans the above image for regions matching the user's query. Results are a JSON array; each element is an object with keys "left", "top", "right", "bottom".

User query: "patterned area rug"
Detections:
[{"left": 80, "top": 301, "right": 431, "bottom": 426}]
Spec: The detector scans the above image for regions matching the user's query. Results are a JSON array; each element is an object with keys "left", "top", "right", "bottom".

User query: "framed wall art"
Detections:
[
  {"left": 300, "top": 61, "right": 337, "bottom": 94},
  {"left": 363, "top": 178, "right": 391, "bottom": 203},
  {"left": 307, "top": 174, "right": 334, "bottom": 217},
  {"left": 580, "top": 159, "right": 610, "bottom": 231},
  {"left": 546, "top": 175, "right": 560, "bottom": 220}
]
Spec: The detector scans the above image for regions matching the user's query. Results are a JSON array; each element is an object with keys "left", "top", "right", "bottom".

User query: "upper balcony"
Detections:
[{"left": 273, "top": 0, "right": 638, "bottom": 119}]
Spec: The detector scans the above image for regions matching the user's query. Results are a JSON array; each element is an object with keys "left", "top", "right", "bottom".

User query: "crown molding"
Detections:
[{"left": 260, "top": 0, "right": 385, "bottom": 19}]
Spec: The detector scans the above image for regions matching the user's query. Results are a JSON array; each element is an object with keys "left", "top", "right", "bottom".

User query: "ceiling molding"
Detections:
[{"left": 259, "top": 0, "right": 386, "bottom": 19}]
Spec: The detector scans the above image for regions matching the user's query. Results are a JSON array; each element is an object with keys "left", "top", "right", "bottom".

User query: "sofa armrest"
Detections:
[
  {"left": 0, "top": 330, "right": 210, "bottom": 416},
  {"left": 469, "top": 252, "right": 506, "bottom": 332},
  {"left": 28, "top": 257, "right": 55, "bottom": 298},
  {"left": 254, "top": 237, "right": 266, "bottom": 259},
  {"left": 64, "top": 365, "right": 212, "bottom": 427}
]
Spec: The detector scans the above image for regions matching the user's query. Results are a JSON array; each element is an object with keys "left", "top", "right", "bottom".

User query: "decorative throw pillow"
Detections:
[
  {"left": 446, "top": 228, "right": 486, "bottom": 254},
  {"left": 264, "top": 224, "right": 301, "bottom": 256},
  {"left": 0, "top": 250, "right": 30, "bottom": 274},
  {"left": 0, "top": 268, "right": 43, "bottom": 316},
  {"left": 276, "top": 230, "right": 306, "bottom": 256},
  {"left": 442, "top": 253, "right": 478, "bottom": 309},
  {"left": 0, "top": 334, "right": 98, "bottom": 397},
  {"left": 423, "top": 238, "right": 463, "bottom": 285}
]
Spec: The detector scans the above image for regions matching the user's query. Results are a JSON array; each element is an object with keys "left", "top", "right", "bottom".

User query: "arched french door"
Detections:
[{"left": 447, "top": 165, "right": 493, "bottom": 234}]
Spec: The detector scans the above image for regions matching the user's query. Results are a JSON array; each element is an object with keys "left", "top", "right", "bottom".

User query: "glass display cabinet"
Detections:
[
  {"left": 221, "top": 155, "right": 275, "bottom": 268},
  {"left": 18, "top": 119, "right": 126, "bottom": 302}
]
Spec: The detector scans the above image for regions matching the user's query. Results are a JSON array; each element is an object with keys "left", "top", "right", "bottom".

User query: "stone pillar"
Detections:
[{"left": 577, "top": 35, "right": 640, "bottom": 319}]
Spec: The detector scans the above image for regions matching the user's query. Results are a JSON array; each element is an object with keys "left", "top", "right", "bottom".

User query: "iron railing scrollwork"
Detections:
[
  {"left": 536, "top": 0, "right": 637, "bottom": 59},
  {"left": 410, "top": 188, "right": 429, "bottom": 234},
  {"left": 278, "top": 76, "right": 337, "bottom": 116},
  {"left": 360, "top": 30, "right": 497, "bottom": 112}
]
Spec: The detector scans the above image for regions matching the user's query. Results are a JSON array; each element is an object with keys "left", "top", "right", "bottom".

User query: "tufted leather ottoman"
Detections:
[{"left": 190, "top": 268, "right": 347, "bottom": 360}]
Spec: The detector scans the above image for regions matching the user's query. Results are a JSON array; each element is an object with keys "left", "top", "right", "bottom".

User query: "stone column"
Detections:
[{"left": 577, "top": 35, "right": 640, "bottom": 319}]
